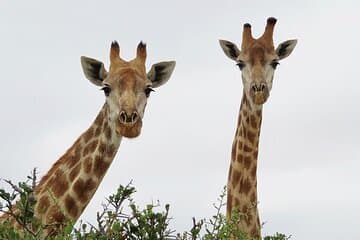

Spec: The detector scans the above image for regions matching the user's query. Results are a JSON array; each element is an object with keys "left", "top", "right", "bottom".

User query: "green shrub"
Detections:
[{"left": 0, "top": 170, "right": 291, "bottom": 240}]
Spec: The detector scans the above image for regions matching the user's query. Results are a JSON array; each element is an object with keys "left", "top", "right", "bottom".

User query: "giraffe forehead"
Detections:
[
  {"left": 107, "top": 68, "right": 148, "bottom": 89},
  {"left": 248, "top": 47, "right": 266, "bottom": 65},
  {"left": 242, "top": 43, "right": 276, "bottom": 65}
]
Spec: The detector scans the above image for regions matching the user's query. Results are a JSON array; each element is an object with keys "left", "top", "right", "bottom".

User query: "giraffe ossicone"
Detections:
[
  {"left": 219, "top": 17, "right": 297, "bottom": 238},
  {"left": 0, "top": 41, "right": 176, "bottom": 236}
]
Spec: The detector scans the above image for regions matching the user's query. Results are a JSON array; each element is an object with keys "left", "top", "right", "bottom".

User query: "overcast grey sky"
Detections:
[{"left": 1, "top": 0, "right": 359, "bottom": 239}]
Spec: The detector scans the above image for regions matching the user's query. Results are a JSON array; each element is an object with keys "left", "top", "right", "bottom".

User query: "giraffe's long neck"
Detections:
[
  {"left": 227, "top": 92, "right": 263, "bottom": 238},
  {"left": 0, "top": 103, "right": 123, "bottom": 235}
]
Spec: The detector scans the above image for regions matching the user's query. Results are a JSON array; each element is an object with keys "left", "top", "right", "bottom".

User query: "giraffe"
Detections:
[
  {"left": 0, "top": 41, "right": 176, "bottom": 236},
  {"left": 219, "top": 17, "right": 297, "bottom": 239}
]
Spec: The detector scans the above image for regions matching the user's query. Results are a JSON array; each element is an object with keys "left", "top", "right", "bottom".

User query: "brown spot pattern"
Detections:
[
  {"left": 231, "top": 169, "right": 241, "bottom": 188},
  {"left": 250, "top": 226, "right": 260, "bottom": 238},
  {"left": 234, "top": 197, "right": 240, "bottom": 206},
  {"left": 98, "top": 142, "right": 107, "bottom": 155},
  {"left": 256, "top": 110, "right": 262, "bottom": 117},
  {"left": 246, "top": 116, "right": 250, "bottom": 125},
  {"left": 246, "top": 130, "right": 256, "bottom": 144},
  {"left": 69, "top": 164, "right": 80, "bottom": 182},
  {"left": 94, "top": 111, "right": 104, "bottom": 126},
  {"left": 253, "top": 150, "right": 258, "bottom": 159},
  {"left": 95, "top": 126, "right": 101, "bottom": 136},
  {"left": 250, "top": 115, "right": 258, "bottom": 129},
  {"left": 227, "top": 190, "right": 233, "bottom": 216},
  {"left": 238, "top": 141, "right": 243, "bottom": 150},
  {"left": 64, "top": 195, "right": 78, "bottom": 218},
  {"left": 93, "top": 155, "right": 110, "bottom": 178},
  {"left": 231, "top": 142, "right": 236, "bottom": 162},
  {"left": 243, "top": 156, "right": 252, "bottom": 170},
  {"left": 37, "top": 196, "right": 50, "bottom": 214},
  {"left": 82, "top": 139, "right": 98, "bottom": 156},
  {"left": 73, "top": 178, "right": 96, "bottom": 203},
  {"left": 239, "top": 125, "right": 244, "bottom": 135},
  {"left": 52, "top": 173, "right": 68, "bottom": 197},
  {"left": 245, "top": 213, "right": 253, "bottom": 226},
  {"left": 250, "top": 165, "right": 257, "bottom": 178},
  {"left": 66, "top": 154, "right": 77, "bottom": 168},
  {"left": 105, "top": 125, "right": 112, "bottom": 140},
  {"left": 237, "top": 153, "right": 243, "bottom": 163},
  {"left": 51, "top": 210, "right": 66, "bottom": 223},
  {"left": 243, "top": 144, "right": 253, "bottom": 152},
  {"left": 250, "top": 192, "right": 257, "bottom": 204},
  {"left": 239, "top": 177, "right": 252, "bottom": 195},
  {"left": 74, "top": 144, "right": 82, "bottom": 159},
  {"left": 83, "top": 127, "right": 94, "bottom": 142},
  {"left": 241, "top": 205, "right": 248, "bottom": 215},
  {"left": 106, "top": 144, "right": 116, "bottom": 158},
  {"left": 243, "top": 109, "right": 248, "bottom": 117},
  {"left": 83, "top": 156, "right": 93, "bottom": 173},
  {"left": 228, "top": 165, "right": 233, "bottom": 181}
]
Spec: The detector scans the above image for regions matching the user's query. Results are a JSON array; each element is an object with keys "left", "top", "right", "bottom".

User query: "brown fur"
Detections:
[
  {"left": 237, "top": 154, "right": 244, "bottom": 163},
  {"left": 93, "top": 155, "right": 111, "bottom": 178},
  {"left": 239, "top": 177, "right": 252, "bottom": 195},
  {"left": 106, "top": 144, "right": 117, "bottom": 158},
  {"left": 231, "top": 170, "right": 241, "bottom": 188},
  {"left": 73, "top": 178, "right": 96, "bottom": 203},
  {"left": 52, "top": 174, "right": 68, "bottom": 198},
  {"left": 69, "top": 164, "right": 81, "bottom": 182},
  {"left": 64, "top": 195, "right": 78, "bottom": 218},
  {"left": 227, "top": 93, "right": 262, "bottom": 237},
  {"left": 37, "top": 196, "right": 50, "bottom": 214},
  {"left": 83, "top": 156, "right": 93, "bottom": 174},
  {"left": 83, "top": 127, "right": 94, "bottom": 142}
]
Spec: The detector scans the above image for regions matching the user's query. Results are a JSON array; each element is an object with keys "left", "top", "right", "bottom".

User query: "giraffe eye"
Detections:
[
  {"left": 271, "top": 60, "right": 280, "bottom": 69},
  {"left": 101, "top": 86, "right": 111, "bottom": 97},
  {"left": 236, "top": 61, "right": 245, "bottom": 70},
  {"left": 144, "top": 87, "right": 154, "bottom": 97}
]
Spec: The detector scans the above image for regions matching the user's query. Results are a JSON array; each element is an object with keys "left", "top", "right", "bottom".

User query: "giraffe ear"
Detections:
[
  {"left": 276, "top": 39, "right": 297, "bottom": 60},
  {"left": 81, "top": 56, "right": 108, "bottom": 86},
  {"left": 219, "top": 39, "right": 241, "bottom": 61},
  {"left": 147, "top": 61, "right": 176, "bottom": 88}
]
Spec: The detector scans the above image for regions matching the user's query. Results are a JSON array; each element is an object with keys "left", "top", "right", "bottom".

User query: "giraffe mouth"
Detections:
[
  {"left": 252, "top": 92, "right": 269, "bottom": 105},
  {"left": 116, "top": 119, "right": 143, "bottom": 138}
]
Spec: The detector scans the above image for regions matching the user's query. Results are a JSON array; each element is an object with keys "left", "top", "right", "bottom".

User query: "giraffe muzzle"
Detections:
[
  {"left": 250, "top": 82, "right": 269, "bottom": 105},
  {"left": 119, "top": 110, "right": 139, "bottom": 125}
]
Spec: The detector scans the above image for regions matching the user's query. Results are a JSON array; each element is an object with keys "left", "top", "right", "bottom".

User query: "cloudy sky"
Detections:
[{"left": 1, "top": 0, "right": 359, "bottom": 239}]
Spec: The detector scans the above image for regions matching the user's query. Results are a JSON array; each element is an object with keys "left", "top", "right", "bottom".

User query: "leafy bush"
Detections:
[{"left": 0, "top": 170, "right": 290, "bottom": 240}]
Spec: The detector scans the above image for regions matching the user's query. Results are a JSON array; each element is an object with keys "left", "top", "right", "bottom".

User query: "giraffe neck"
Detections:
[
  {"left": 227, "top": 92, "right": 263, "bottom": 238},
  {"left": 31, "top": 103, "right": 122, "bottom": 233}
]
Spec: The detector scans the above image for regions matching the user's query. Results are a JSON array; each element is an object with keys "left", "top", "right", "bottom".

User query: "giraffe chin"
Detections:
[
  {"left": 116, "top": 120, "right": 142, "bottom": 138},
  {"left": 253, "top": 93, "right": 268, "bottom": 105}
]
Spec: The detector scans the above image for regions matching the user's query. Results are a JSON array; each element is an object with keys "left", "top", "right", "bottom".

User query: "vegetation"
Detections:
[{"left": 0, "top": 170, "right": 290, "bottom": 240}]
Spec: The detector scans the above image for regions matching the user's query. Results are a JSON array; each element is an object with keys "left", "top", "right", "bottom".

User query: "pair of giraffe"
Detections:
[{"left": 0, "top": 17, "right": 296, "bottom": 239}]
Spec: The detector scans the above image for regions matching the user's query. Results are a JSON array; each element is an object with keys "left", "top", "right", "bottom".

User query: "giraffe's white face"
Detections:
[
  {"left": 81, "top": 42, "right": 176, "bottom": 138},
  {"left": 219, "top": 39, "right": 297, "bottom": 107},
  {"left": 236, "top": 44, "right": 279, "bottom": 105}
]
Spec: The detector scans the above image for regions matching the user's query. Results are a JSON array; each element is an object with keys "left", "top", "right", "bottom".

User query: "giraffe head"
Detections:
[
  {"left": 220, "top": 17, "right": 297, "bottom": 107},
  {"left": 80, "top": 41, "right": 175, "bottom": 138}
]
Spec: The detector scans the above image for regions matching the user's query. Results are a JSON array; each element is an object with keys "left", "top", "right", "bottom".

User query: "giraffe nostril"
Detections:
[
  {"left": 119, "top": 111, "right": 139, "bottom": 124},
  {"left": 119, "top": 111, "right": 127, "bottom": 123},
  {"left": 251, "top": 85, "right": 257, "bottom": 92},
  {"left": 131, "top": 112, "right": 138, "bottom": 122}
]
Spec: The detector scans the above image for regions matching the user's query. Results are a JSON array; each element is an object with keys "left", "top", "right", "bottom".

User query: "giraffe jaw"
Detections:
[
  {"left": 116, "top": 119, "right": 143, "bottom": 138},
  {"left": 250, "top": 91, "right": 269, "bottom": 105}
]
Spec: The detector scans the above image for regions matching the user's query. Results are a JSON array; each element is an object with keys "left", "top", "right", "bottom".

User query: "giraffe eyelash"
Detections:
[
  {"left": 236, "top": 61, "right": 246, "bottom": 70},
  {"left": 101, "top": 85, "right": 111, "bottom": 96}
]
